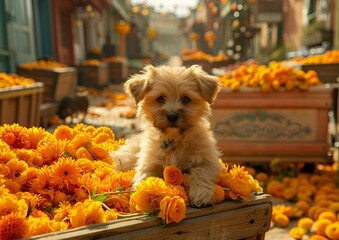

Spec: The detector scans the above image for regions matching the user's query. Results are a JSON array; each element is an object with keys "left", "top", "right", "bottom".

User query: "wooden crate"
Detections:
[
  {"left": 212, "top": 87, "right": 333, "bottom": 163},
  {"left": 17, "top": 67, "right": 77, "bottom": 102},
  {"left": 0, "top": 83, "right": 43, "bottom": 127},
  {"left": 302, "top": 63, "right": 339, "bottom": 84},
  {"left": 77, "top": 63, "right": 109, "bottom": 88},
  {"left": 28, "top": 194, "right": 272, "bottom": 240},
  {"left": 106, "top": 59, "right": 128, "bottom": 84}
]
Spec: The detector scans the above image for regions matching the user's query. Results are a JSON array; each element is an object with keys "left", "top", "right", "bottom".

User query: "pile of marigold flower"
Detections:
[
  {"left": 219, "top": 62, "right": 323, "bottom": 92},
  {"left": 19, "top": 60, "right": 68, "bottom": 70},
  {"left": 290, "top": 50, "right": 339, "bottom": 65},
  {"left": 0, "top": 123, "right": 262, "bottom": 240},
  {"left": 0, "top": 73, "right": 36, "bottom": 88},
  {"left": 256, "top": 159, "right": 339, "bottom": 240}
]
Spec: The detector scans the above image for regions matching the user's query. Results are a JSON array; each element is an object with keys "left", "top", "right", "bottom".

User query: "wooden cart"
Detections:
[
  {"left": 212, "top": 87, "right": 333, "bottom": 163},
  {"left": 28, "top": 194, "right": 272, "bottom": 240}
]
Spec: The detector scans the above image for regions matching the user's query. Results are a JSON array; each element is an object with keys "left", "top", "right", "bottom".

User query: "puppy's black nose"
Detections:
[{"left": 167, "top": 112, "right": 179, "bottom": 123}]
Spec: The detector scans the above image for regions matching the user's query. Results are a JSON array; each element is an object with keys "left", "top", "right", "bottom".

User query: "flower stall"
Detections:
[
  {"left": 17, "top": 60, "right": 77, "bottom": 102},
  {"left": 76, "top": 59, "right": 109, "bottom": 88},
  {"left": 212, "top": 62, "right": 333, "bottom": 163},
  {"left": 0, "top": 123, "right": 272, "bottom": 240},
  {"left": 0, "top": 73, "right": 43, "bottom": 128}
]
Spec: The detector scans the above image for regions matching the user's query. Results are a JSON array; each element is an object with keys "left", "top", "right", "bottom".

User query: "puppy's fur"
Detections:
[{"left": 111, "top": 65, "right": 221, "bottom": 207}]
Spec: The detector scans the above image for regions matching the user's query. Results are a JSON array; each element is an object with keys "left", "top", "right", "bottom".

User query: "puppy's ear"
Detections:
[
  {"left": 188, "top": 65, "right": 220, "bottom": 104},
  {"left": 124, "top": 65, "right": 156, "bottom": 103}
]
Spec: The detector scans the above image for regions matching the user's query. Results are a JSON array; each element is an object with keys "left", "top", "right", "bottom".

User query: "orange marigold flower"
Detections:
[
  {"left": 229, "top": 165, "right": 252, "bottom": 181},
  {"left": 0, "top": 195, "right": 28, "bottom": 217},
  {"left": 318, "top": 211, "right": 337, "bottom": 222},
  {"left": 255, "top": 172, "right": 268, "bottom": 183},
  {"left": 163, "top": 166, "right": 183, "bottom": 186},
  {"left": 105, "top": 194, "right": 130, "bottom": 213},
  {"left": 6, "top": 159, "right": 28, "bottom": 181},
  {"left": 214, "top": 184, "right": 225, "bottom": 204},
  {"left": 283, "top": 187, "right": 297, "bottom": 201},
  {"left": 0, "top": 123, "right": 30, "bottom": 149},
  {"left": 296, "top": 200, "right": 310, "bottom": 213},
  {"left": 76, "top": 147, "right": 94, "bottom": 160},
  {"left": 91, "top": 144, "right": 109, "bottom": 160},
  {"left": 92, "top": 126, "right": 115, "bottom": 140},
  {"left": 69, "top": 133, "right": 91, "bottom": 150},
  {"left": 0, "top": 212, "right": 28, "bottom": 240},
  {"left": 0, "top": 148, "right": 18, "bottom": 164},
  {"left": 27, "top": 126, "right": 48, "bottom": 149},
  {"left": 76, "top": 158, "right": 96, "bottom": 173},
  {"left": 0, "top": 139, "right": 10, "bottom": 150},
  {"left": 4, "top": 179, "right": 21, "bottom": 194},
  {"left": 92, "top": 132, "right": 113, "bottom": 144},
  {"left": 26, "top": 216, "right": 60, "bottom": 238},
  {"left": 289, "top": 227, "right": 305, "bottom": 240},
  {"left": 115, "top": 170, "right": 135, "bottom": 191},
  {"left": 158, "top": 196, "right": 186, "bottom": 224},
  {"left": 169, "top": 185, "right": 188, "bottom": 204},
  {"left": 29, "top": 166, "right": 53, "bottom": 193},
  {"left": 53, "top": 201, "right": 72, "bottom": 224},
  {"left": 298, "top": 217, "right": 314, "bottom": 232},
  {"left": 37, "top": 135, "right": 67, "bottom": 164},
  {"left": 69, "top": 200, "right": 105, "bottom": 228},
  {"left": 273, "top": 213, "right": 290, "bottom": 228},
  {"left": 266, "top": 180, "right": 285, "bottom": 198},
  {"left": 104, "top": 209, "right": 118, "bottom": 222},
  {"left": 315, "top": 218, "right": 332, "bottom": 236},
  {"left": 310, "top": 235, "right": 328, "bottom": 240},
  {"left": 50, "top": 157, "right": 81, "bottom": 191},
  {"left": 54, "top": 125, "right": 74, "bottom": 140},
  {"left": 14, "top": 149, "right": 43, "bottom": 167},
  {"left": 325, "top": 221, "right": 339, "bottom": 239},
  {"left": 130, "top": 177, "right": 171, "bottom": 212},
  {"left": 228, "top": 177, "right": 252, "bottom": 200}
]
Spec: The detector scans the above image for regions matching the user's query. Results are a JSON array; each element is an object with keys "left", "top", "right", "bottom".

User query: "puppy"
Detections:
[
  {"left": 111, "top": 65, "right": 221, "bottom": 207},
  {"left": 57, "top": 94, "right": 89, "bottom": 124}
]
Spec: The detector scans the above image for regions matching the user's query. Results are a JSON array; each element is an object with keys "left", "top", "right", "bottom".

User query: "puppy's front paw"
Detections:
[{"left": 188, "top": 185, "right": 214, "bottom": 208}]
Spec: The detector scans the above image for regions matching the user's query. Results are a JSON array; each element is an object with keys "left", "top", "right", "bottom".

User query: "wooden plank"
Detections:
[{"left": 27, "top": 194, "right": 272, "bottom": 240}]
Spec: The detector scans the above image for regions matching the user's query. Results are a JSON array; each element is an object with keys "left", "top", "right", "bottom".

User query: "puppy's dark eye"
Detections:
[
  {"left": 156, "top": 96, "right": 166, "bottom": 103},
  {"left": 181, "top": 96, "right": 190, "bottom": 104}
]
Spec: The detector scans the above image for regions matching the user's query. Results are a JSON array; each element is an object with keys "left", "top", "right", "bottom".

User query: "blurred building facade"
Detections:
[{"left": 0, "top": 0, "right": 338, "bottom": 73}]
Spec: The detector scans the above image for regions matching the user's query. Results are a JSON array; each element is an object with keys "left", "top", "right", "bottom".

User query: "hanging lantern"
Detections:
[
  {"left": 189, "top": 32, "right": 199, "bottom": 42},
  {"left": 231, "top": 3, "right": 237, "bottom": 11},
  {"left": 147, "top": 27, "right": 157, "bottom": 40},
  {"left": 115, "top": 21, "right": 131, "bottom": 36},
  {"left": 204, "top": 31, "right": 215, "bottom": 48}
]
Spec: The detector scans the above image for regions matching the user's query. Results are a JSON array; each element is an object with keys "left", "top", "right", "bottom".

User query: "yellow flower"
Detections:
[
  {"left": 228, "top": 177, "right": 252, "bottom": 200},
  {"left": 130, "top": 177, "right": 171, "bottom": 212},
  {"left": 92, "top": 126, "right": 115, "bottom": 140},
  {"left": 26, "top": 216, "right": 60, "bottom": 238},
  {"left": 158, "top": 196, "right": 186, "bottom": 224},
  {"left": 6, "top": 159, "right": 28, "bottom": 181},
  {"left": 273, "top": 213, "right": 290, "bottom": 228},
  {"left": 318, "top": 211, "right": 337, "bottom": 222},
  {"left": 0, "top": 123, "right": 30, "bottom": 149},
  {"left": 30, "top": 166, "right": 52, "bottom": 193},
  {"left": 0, "top": 195, "right": 28, "bottom": 217},
  {"left": 298, "top": 217, "right": 314, "bottom": 232},
  {"left": 37, "top": 135, "right": 67, "bottom": 164},
  {"left": 54, "top": 125, "right": 74, "bottom": 140},
  {"left": 14, "top": 149, "right": 43, "bottom": 167},
  {"left": 50, "top": 157, "right": 81, "bottom": 191},
  {"left": 163, "top": 166, "right": 183, "bottom": 186},
  {"left": 69, "top": 200, "right": 104, "bottom": 228},
  {"left": 315, "top": 218, "right": 332, "bottom": 236},
  {"left": 0, "top": 148, "right": 18, "bottom": 165},
  {"left": 76, "top": 147, "right": 94, "bottom": 160},
  {"left": 289, "top": 227, "right": 305, "bottom": 240},
  {"left": 0, "top": 212, "right": 28, "bottom": 240},
  {"left": 325, "top": 221, "right": 339, "bottom": 239},
  {"left": 103, "top": 209, "right": 118, "bottom": 222},
  {"left": 214, "top": 184, "right": 225, "bottom": 204},
  {"left": 27, "top": 126, "right": 48, "bottom": 149}
]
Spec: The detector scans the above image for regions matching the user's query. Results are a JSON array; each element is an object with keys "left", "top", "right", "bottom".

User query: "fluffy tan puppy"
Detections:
[{"left": 111, "top": 65, "right": 221, "bottom": 207}]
